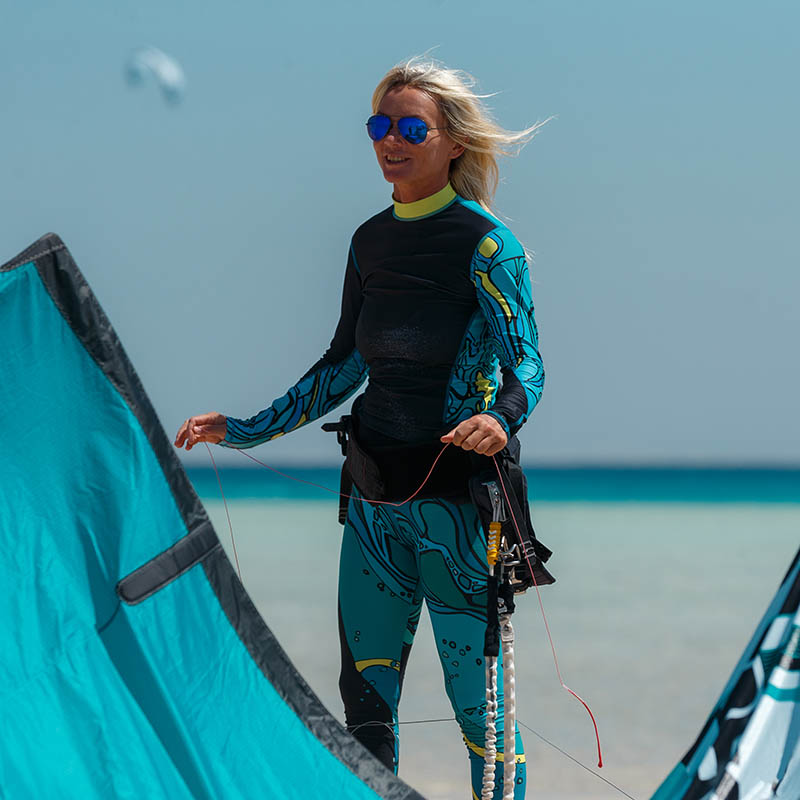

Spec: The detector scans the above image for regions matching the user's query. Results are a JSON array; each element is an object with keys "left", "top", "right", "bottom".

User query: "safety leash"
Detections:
[
  {"left": 501, "top": 613, "right": 517, "bottom": 800},
  {"left": 482, "top": 518, "right": 501, "bottom": 798},
  {"left": 479, "top": 474, "right": 525, "bottom": 798}
]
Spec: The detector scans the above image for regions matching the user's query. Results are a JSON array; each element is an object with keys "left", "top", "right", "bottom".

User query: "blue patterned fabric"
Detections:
[{"left": 338, "top": 493, "right": 526, "bottom": 799}]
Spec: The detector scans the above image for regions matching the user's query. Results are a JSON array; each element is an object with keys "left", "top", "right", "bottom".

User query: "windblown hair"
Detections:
[{"left": 372, "top": 56, "right": 547, "bottom": 212}]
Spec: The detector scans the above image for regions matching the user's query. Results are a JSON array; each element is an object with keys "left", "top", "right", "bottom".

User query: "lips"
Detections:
[{"left": 384, "top": 154, "right": 409, "bottom": 164}]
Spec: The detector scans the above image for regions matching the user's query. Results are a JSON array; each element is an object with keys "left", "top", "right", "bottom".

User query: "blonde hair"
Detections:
[{"left": 372, "top": 56, "right": 547, "bottom": 212}]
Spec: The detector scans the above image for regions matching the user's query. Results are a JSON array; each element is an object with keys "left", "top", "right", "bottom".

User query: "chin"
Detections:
[{"left": 380, "top": 165, "right": 415, "bottom": 184}]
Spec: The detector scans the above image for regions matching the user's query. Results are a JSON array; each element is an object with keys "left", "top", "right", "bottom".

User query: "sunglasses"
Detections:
[{"left": 366, "top": 114, "right": 443, "bottom": 144}]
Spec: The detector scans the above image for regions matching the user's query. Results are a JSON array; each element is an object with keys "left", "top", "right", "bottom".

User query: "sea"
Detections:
[{"left": 188, "top": 465, "right": 800, "bottom": 800}]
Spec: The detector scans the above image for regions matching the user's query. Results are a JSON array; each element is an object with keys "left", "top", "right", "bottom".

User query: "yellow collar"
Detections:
[{"left": 393, "top": 183, "right": 457, "bottom": 221}]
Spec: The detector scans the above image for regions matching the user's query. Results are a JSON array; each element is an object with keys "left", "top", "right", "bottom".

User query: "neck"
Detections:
[{"left": 392, "top": 175, "right": 451, "bottom": 204}]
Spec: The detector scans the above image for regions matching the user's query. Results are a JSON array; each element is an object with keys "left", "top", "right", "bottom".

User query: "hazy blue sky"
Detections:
[{"left": 3, "top": 0, "right": 798, "bottom": 465}]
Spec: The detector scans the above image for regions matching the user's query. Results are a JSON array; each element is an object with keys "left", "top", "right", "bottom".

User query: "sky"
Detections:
[{"left": 2, "top": 0, "right": 798, "bottom": 466}]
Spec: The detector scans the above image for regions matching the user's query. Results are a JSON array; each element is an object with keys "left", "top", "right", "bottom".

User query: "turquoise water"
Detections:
[
  {"left": 190, "top": 468, "right": 799, "bottom": 800},
  {"left": 188, "top": 465, "right": 800, "bottom": 503}
]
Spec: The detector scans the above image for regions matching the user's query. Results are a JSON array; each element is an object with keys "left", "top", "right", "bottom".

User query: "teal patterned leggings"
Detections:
[{"left": 337, "top": 492, "right": 526, "bottom": 799}]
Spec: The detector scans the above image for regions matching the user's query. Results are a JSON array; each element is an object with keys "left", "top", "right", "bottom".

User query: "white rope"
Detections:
[
  {"left": 481, "top": 656, "right": 499, "bottom": 799},
  {"left": 501, "top": 614, "right": 517, "bottom": 800}
]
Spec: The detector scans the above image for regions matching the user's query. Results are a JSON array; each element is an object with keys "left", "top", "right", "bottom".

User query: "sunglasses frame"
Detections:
[{"left": 366, "top": 114, "right": 444, "bottom": 144}]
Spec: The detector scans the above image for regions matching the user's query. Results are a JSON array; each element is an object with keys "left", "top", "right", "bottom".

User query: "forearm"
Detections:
[
  {"left": 221, "top": 350, "right": 368, "bottom": 449},
  {"left": 484, "top": 355, "right": 544, "bottom": 438}
]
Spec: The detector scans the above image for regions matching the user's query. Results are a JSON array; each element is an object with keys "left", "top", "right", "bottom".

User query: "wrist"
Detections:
[{"left": 482, "top": 409, "right": 510, "bottom": 440}]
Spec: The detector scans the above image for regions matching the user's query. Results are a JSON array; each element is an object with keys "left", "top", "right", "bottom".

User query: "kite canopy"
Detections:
[
  {"left": 125, "top": 46, "right": 186, "bottom": 105},
  {"left": 652, "top": 548, "right": 800, "bottom": 799},
  {"left": 0, "top": 234, "right": 422, "bottom": 799}
]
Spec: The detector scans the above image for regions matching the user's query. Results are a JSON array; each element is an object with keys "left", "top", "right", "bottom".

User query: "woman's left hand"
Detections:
[{"left": 440, "top": 414, "right": 508, "bottom": 457}]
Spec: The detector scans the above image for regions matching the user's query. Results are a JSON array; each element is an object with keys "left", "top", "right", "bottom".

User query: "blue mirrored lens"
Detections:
[
  {"left": 366, "top": 114, "right": 391, "bottom": 141},
  {"left": 397, "top": 117, "right": 428, "bottom": 144}
]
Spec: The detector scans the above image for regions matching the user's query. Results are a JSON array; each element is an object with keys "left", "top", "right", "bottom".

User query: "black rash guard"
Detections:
[{"left": 222, "top": 183, "right": 544, "bottom": 488}]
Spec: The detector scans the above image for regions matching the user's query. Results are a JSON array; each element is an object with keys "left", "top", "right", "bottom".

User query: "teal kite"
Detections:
[{"left": 0, "top": 234, "right": 421, "bottom": 799}]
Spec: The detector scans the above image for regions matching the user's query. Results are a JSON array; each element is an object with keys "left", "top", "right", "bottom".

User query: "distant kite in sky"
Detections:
[{"left": 124, "top": 47, "right": 186, "bottom": 105}]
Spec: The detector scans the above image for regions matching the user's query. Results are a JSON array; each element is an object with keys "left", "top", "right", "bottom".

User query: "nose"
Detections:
[{"left": 382, "top": 121, "right": 404, "bottom": 143}]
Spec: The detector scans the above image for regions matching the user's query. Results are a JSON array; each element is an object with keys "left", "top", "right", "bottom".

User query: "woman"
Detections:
[{"left": 175, "top": 57, "right": 545, "bottom": 799}]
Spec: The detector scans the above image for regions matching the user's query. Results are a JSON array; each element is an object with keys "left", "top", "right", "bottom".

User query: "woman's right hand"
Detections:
[{"left": 174, "top": 412, "right": 228, "bottom": 451}]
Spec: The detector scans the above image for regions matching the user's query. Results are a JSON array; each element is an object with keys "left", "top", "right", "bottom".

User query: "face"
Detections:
[{"left": 372, "top": 85, "right": 465, "bottom": 202}]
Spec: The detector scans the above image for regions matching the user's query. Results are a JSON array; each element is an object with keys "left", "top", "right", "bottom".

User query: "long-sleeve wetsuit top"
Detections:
[{"left": 222, "top": 183, "right": 544, "bottom": 475}]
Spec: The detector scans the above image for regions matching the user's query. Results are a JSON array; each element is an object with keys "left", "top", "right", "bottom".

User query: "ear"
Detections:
[{"left": 450, "top": 133, "right": 468, "bottom": 160}]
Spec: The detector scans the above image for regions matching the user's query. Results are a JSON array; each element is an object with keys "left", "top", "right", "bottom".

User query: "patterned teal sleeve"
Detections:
[
  {"left": 470, "top": 227, "right": 544, "bottom": 436},
  {"left": 221, "top": 245, "right": 368, "bottom": 449}
]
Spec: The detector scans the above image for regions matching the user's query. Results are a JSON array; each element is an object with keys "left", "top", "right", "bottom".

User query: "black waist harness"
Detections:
[
  {"left": 468, "top": 446, "right": 555, "bottom": 591},
  {"left": 321, "top": 414, "right": 555, "bottom": 590}
]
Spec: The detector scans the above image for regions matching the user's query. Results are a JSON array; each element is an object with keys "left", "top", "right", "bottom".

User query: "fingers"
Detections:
[
  {"left": 174, "top": 413, "right": 226, "bottom": 450},
  {"left": 448, "top": 418, "right": 477, "bottom": 448},
  {"left": 456, "top": 425, "right": 483, "bottom": 450},
  {"left": 442, "top": 415, "right": 508, "bottom": 457},
  {"left": 174, "top": 419, "right": 190, "bottom": 448},
  {"left": 175, "top": 418, "right": 202, "bottom": 450},
  {"left": 480, "top": 439, "right": 506, "bottom": 458},
  {"left": 460, "top": 428, "right": 499, "bottom": 455}
]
